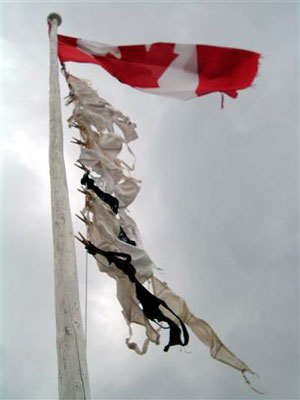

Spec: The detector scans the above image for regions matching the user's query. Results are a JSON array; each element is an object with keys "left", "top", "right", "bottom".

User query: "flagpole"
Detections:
[{"left": 48, "top": 13, "right": 91, "bottom": 400}]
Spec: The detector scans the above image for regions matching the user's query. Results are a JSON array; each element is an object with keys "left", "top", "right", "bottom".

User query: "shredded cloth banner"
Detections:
[
  {"left": 58, "top": 34, "right": 260, "bottom": 101},
  {"left": 63, "top": 70, "right": 264, "bottom": 393}
]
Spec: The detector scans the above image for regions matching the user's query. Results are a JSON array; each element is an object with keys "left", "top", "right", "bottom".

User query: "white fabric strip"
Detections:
[
  {"left": 64, "top": 73, "right": 260, "bottom": 391},
  {"left": 151, "top": 277, "right": 253, "bottom": 373},
  {"left": 65, "top": 74, "right": 161, "bottom": 349}
]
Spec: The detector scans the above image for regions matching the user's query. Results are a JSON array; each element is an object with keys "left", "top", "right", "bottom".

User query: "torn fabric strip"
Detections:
[{"left": 64, "top": 71, "right": 262, "bottom": 392}]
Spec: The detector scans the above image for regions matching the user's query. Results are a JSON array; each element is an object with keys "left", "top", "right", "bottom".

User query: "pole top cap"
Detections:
[{"left": 47, "top": 13, "right": 62, "bottom": 26}]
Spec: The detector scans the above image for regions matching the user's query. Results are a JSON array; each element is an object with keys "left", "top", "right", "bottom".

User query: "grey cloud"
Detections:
[{"left": 2, "top": 2, "right": 299, "bottom": 399}]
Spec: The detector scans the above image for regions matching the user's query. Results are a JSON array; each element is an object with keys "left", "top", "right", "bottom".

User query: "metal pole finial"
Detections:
[{"left": 47, "top": 13, "right": 62, "bottom": 26}]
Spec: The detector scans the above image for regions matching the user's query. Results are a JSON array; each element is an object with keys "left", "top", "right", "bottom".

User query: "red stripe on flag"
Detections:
[
  {"left": 58, "top": 35, "right": 96, "bottom": 64},
  {"left": 196, "top": 45, "right": 260, "bottom": 98}
]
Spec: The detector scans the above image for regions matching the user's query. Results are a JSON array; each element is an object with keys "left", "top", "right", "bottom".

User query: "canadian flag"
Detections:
[{"left": 58, "top": 34, "right": 260, "bottom": 101}]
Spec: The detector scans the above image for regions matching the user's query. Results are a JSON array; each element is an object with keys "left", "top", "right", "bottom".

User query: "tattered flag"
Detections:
[{"left": 58, "top": 34, "right": 260, "bottom": 101}]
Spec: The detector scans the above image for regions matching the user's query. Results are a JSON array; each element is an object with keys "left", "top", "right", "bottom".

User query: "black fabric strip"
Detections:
[
  {"left": 85, "top": 241, "right": 189, "bottom": 352},
  {"left": 118, "top": 226, "right": 137, "bottom": 246},
  {"left": 81, "top": 173, "right": 136, "bottom": 246},
  {"left": 81, "top": 173, "right": 119, "bottom": 214}
]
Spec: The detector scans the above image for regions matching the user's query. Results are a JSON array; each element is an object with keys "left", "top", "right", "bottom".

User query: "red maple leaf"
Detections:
[{"left": 94, "top": 43, "right": 178, "bottom": 88}]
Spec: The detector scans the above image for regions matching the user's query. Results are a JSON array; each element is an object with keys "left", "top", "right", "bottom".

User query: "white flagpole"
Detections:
[{"left": 48, "top": 13, "right": 91, "bottom": 399}]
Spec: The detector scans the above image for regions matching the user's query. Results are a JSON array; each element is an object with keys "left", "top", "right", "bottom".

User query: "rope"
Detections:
[{"left": 85, "top": 237, "right": 88, "bottom": 349}]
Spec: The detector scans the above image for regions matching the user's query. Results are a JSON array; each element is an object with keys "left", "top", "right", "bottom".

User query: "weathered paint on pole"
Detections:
[{"left": 48, "top": 13, "right": 91, "bottom": 399}]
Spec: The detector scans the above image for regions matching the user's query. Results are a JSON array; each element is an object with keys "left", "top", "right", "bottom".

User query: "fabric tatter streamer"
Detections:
[{"left": 63, "top": 68, "right": 263, "bottom": 393}]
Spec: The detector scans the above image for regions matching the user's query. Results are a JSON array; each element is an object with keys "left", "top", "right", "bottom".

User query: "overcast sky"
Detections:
[{"left": 2, "top": 1, "right": 299, "bottom": 399}]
